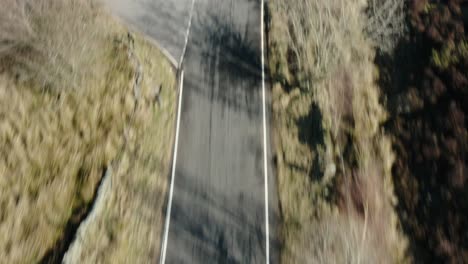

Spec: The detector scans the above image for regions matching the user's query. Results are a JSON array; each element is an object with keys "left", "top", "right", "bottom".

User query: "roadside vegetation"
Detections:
[
  {"left": 267, "top": 0, "right": 408, "bottom": 262},
  {"left": 378, "top": 0, "right": 468, "bottom": 262},
  {"left": 269, "top": 0, "right": 468, "bottom": 262},
  {"left": 0, "top": 0, "right": 176, "bottom": 263}
]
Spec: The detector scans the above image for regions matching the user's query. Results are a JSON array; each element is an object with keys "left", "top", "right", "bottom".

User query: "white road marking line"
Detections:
[
  {"left": 160, "top": 1, "right": 196, "bottom": 261},
  {"left": 179, "top": 0, "right": 197, "bottom": 68},
  {"left": 260, "top": 0, "right": 270, "bottom": 263},
  {"left": 160, "top": 70, "right": 185, "bottom": 264}
]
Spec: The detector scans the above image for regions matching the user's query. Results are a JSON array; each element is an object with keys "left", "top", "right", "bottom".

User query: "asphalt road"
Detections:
[
  {"left": 105, "top": 0, "right": 279, "bottom": 263},
  {"left": 105, "top": 0, "right": 192, "bottom": 63}
]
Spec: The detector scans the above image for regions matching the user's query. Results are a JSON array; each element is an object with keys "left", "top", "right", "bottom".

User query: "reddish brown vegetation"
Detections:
[{"left": 378, "top": 0, "right": 468, "bottom": 262}]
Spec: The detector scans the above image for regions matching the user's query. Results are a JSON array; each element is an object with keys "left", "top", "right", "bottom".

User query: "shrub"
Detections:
[{"left": 379, "top": 0, "right": 468, "bottom": 261}]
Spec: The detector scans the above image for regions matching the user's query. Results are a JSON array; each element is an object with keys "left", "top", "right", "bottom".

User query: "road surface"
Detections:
[
  {"left": 105, "top": 0, "right": 192, "bottom": 64},
  {"left": 105, "top": 0, "right": 279, "bottom": 263}
]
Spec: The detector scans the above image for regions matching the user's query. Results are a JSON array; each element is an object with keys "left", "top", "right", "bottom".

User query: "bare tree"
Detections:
[
  {"left": 365, "top": 0, "right": 406, "bottom": 53},
  {"left": 275, "top": 0, "right": 372, "bottom": 85},
  {"left": 276, "top": 0, "right": 340, "bottom": 83}
]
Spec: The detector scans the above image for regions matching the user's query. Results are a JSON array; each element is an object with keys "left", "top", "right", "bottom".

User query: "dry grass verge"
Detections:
[
  {"left": 0, "top": 0, "right": 104, "bottom": 91},
  {"left": 63, "top": 29, "right": 176, "bottom": 263},
  {"left": 268, "top": 0, "right": 408, "bottom": 262},
  {"left": 0, "top": 0, "right": 175, "bottom": 263}
]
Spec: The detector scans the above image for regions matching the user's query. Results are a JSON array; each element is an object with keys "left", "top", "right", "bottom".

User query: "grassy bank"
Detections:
[
  {"left": 0, "top": 0, "right": 176, "bottom": 263},
  {"left": 267, "top": 0, "right": 407, "bottom": 262},
  {"left": 63, "top": 29, "right": 176, "bottom": 263}
]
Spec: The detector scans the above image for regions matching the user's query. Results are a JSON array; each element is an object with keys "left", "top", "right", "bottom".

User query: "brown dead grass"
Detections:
[
  {"left": 0, "top": 0, "right": 105, "bottom": 91},
  {"left": 63, "top": 28, "right": 176, "bottom": 264},
  {"left": 0, "top": 1, "right": 175, "bottom": 263}
]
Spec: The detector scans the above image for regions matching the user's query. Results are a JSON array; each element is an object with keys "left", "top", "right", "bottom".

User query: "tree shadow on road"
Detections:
[
  {"left": 182, "top": 0, "right": 263, "bottom": 119},
  {"left": 163, "top": 166, "right": 281, "bottom": 263}
]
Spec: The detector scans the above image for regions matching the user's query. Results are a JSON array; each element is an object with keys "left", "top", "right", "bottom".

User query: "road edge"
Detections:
[
  {"left": 159, "top": 69, "right": 185, "bottom": 264},
  {"left": 261, "top": 0, "right": 270, "bottom": 263},
  {"left": 178, "top": 0, "right": 197, "bottom": 67},
  {"left": 109, "top": 15, "right": 179, "bottom": 69}
]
